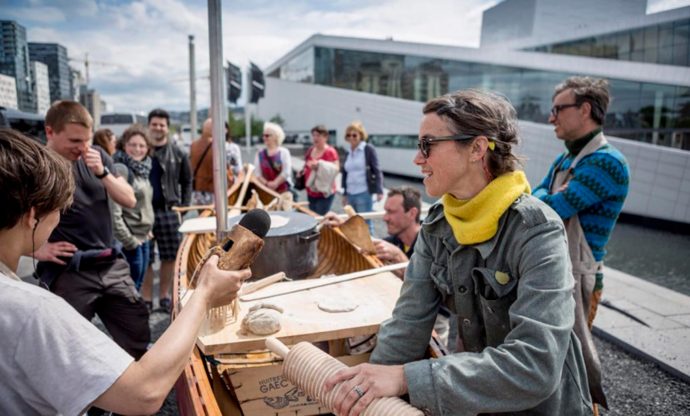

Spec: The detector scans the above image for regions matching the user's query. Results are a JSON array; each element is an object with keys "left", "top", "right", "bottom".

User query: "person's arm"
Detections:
[
  {"left": 109, "top": 164, "right": 140, "bottom": 250},
  {"left": 84, "top": 148, "right": 136, "bottom": 208},
  {"left": 232, "top": 144, "right": 243, "bottom": 175},
  {"left": 327, "top": 146, "right": 340, "bottom": 171},
  {"left": 253, "top": 152, "right": 266, "bottom": 184},
  {"left": 532, "top": 154, "right": 562, "bottom": 200},
  {"left": 366, "top": 145, "right": 384, "bottom": 200},
  {"left": 324, "top": 228, "right": 438, "bottom": 414},
  {"left": 93, "top": 255, "right": 251, "bottom": 414},
  {"left": 534, "top": 154, "right": 628, "bottom": 220},
  {"left": 179, "top": 150, "right": 193, "bottom": 206}
]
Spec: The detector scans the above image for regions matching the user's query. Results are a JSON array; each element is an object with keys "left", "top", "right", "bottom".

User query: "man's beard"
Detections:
[{"left": 152, "top": 132, "right": 167, "bottom": 143}]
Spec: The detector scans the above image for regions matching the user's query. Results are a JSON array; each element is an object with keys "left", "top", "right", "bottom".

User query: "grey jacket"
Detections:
[
  {"left": 370, "top": 194, "right": 592, "bottom": 416},
  {"left": 111, "top": 164, "right": 154, "bottom": 250}
]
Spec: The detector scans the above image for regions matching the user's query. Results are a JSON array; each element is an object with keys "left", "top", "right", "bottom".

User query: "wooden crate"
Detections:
[{"left": 222, "top": 352, "right": 370, "bottom": 415}]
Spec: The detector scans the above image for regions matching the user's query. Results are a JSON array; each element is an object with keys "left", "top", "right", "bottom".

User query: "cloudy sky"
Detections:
[{"left": 4, "top": 0, "right": 689, "bottom": 113}]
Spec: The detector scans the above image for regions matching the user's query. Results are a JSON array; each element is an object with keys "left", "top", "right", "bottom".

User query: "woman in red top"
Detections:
[{"left": 303, "top": 125, "right": 340, "bottom": 215}]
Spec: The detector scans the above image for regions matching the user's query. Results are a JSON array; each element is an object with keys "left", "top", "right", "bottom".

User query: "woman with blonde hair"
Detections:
[
  {"left": 254, "top": 121, "right": 293, "bottom": 194},
  {"left": 341, "top": 121, "right": 383, "bottom": 232}
]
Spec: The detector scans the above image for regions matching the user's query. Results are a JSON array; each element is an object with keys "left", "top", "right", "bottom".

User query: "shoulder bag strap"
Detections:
[{"left": 193, "top": 142, "right": 213, "bottom": 179}]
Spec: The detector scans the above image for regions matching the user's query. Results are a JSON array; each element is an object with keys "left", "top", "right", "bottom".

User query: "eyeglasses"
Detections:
[
  {"left": 262, "top": 133, "right": 272, "bottom": 138},
  {"left": 417, "top": 134, "right": 475, "bottom": 159},
  {"left": 550, "top": 103, "right": 580, "bottom": 117},
  {"left": 345, "top": 133, "right": 359, "bottom": 138}
]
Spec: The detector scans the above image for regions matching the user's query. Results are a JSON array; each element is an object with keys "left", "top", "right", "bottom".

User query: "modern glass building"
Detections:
[
  {"left": 0, "top": 21, "right": 34, "bottom": 112},
  {"left": 271, "top": 45, "right": 690, "bottom": 149},
  {"left": 28, "top": 42, "right": 72, "bottom": 104},
  {"left": 258, "top": 0, "right": 690, "bottom": 224},
  {"left": 264, "top": 0, "right": 690, "bottom": 151}
]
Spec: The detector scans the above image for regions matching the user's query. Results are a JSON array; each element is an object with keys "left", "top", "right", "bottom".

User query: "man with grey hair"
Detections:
[{"left": 533, "top": 76, "right": 630, "bottom": 411}]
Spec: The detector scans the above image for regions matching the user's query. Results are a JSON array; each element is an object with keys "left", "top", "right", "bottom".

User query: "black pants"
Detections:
[{"left": 51, "top": 257, "right": 151, "bottom": 359}]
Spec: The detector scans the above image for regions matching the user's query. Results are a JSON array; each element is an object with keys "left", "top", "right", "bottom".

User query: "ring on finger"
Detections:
[{"left": 353, "top": 385, "right": 365, "bottom": 399}]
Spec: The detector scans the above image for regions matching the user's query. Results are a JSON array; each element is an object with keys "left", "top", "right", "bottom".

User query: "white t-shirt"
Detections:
[
  {"left": 0, "top": 272, "right": 134, "bottom": 415},
  {"left": 225, "top": 141, "right": 243, "bottom": 175}
]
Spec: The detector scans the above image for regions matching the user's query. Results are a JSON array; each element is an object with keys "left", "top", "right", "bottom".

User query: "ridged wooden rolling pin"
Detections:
[{"left": 265, "top": 337, "right": 422, "bottom": 416}]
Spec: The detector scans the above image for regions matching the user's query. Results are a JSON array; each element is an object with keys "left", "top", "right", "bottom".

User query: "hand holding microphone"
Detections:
[{"left": 191, "top": 209, "right": 272, "bottom": 309}]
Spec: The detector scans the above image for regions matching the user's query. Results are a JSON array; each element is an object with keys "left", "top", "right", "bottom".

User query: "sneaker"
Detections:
[{"left": 158, "top": 297, "right": 171, "bottom": 313}]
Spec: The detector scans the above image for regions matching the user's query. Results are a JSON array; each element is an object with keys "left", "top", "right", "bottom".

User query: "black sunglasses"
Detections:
[
  {"left": 550, "top": 103, "right": 580, "bottom": 117},
  {"left": 417, "top": 134, "right": 475, "bottom": 158}
]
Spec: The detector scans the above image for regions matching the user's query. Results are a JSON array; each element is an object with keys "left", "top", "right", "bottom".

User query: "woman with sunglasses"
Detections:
[
  {"left": 325, "top": 90, "right": 592, "bottom": 415},
  {"left": 254, "top": 122, "right": 292, "bottom": 194},
  {"left": 341, "top": 121, "right": 383, "bottom": 233}
]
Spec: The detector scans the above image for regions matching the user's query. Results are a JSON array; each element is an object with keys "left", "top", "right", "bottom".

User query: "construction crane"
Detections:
[{"left": 68, "top": 53, "right": 126, "bottom": 86}]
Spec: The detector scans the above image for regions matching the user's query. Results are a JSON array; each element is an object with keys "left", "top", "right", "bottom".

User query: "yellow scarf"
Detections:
[{"left": 442, "top": 171, "right": 531, "bottom": 245}]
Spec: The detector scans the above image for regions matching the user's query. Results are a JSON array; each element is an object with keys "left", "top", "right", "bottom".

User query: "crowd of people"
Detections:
[{"left": 0, "top": 75, "right": 630, "bottom": 415}]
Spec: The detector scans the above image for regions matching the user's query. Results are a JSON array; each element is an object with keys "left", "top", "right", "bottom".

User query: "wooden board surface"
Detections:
[{"left": 193, "top": 271, "right": 403, "bottom": 354}]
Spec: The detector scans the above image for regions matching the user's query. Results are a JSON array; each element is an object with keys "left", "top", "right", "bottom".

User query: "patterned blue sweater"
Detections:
[{"left": 533, "top": 143, "right": 630, "bottom": 262}]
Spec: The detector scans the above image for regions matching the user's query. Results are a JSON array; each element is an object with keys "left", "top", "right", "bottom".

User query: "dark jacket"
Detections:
[
  {"left": 152, "top": 141, "right": 192, "bottom": 208},
  {"left": 341, "top": 142, "right": 384, "bottom": 195}
]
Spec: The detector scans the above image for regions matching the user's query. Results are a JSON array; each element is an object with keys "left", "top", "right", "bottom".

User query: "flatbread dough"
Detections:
[
  {"left": 269, "top": 214, "right": 289, "bottom": 229},
  {"left": 317, "top": 298, "right": 359, "bottom": 313},
  {"left": 241, "top": 303, "right": 283, "bottom": 335}
]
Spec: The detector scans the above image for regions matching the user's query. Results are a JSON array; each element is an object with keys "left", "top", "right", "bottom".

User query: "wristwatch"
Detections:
[{"left": 95, "top": 166, "right": 110, "bottom": 179}]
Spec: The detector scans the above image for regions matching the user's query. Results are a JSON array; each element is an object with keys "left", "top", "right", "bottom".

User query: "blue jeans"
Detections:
[
  {"left": 123, "top": 240, "right": 150, "bottom": 291},
  {"left": 346, "top": 191, "right": 374, "bottom": 234},
  {"left": 308, "top": 194, "right": 335, "bottom": 215}
]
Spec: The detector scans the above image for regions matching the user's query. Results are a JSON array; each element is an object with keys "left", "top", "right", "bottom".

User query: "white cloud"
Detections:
[
  {"left": 20, "top": 0, "right": 498, "bottom": 112},
  {"left": 5, "top": 6, "right": 67, "bottom": 23}
]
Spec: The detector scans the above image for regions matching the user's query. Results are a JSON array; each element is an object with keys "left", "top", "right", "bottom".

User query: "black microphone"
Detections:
[
  {"left": 223, "top": 209, "right": 271, "bottom": 251},
  {"left": 215, "top": 209, "right": 271, "bottom": 272}
]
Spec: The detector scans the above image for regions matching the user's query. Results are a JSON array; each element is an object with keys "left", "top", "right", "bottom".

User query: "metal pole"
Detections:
[
  {"left": 245, "top": 65, "right": 251, "bottom": 153},
  {"left": 188, "top": 35, "right": 197, "bottom": 146},
  {"left": 208, "top": 0, "right": 228, "bottom": 237}
]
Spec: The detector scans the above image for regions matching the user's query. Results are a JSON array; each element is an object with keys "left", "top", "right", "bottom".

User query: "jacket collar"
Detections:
[{"left": 422, "top": 196, "right": 520, "bottom": 259}]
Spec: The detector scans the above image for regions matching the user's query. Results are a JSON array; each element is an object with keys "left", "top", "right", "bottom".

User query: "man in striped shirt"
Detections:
[{"left": 533, "top": 76, "right": 630, "bottom": 411}]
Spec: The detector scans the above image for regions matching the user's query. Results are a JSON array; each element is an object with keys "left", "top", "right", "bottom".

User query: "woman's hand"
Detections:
[
  {"left": 323, "top": 363, "right": 408, "bottom": 416},
  {"left": 196, "top": 255, "right": 251, "bottom": 309}
]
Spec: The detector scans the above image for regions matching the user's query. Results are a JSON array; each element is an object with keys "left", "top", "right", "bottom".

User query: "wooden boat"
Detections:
[{"left": 172, "top": 172, "right": 445, "bottom": 415}]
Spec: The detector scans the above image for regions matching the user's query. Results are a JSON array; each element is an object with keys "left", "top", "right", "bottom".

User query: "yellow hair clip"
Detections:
[{"left": 488, "top": 140, "right": 496, "bottom": 151}]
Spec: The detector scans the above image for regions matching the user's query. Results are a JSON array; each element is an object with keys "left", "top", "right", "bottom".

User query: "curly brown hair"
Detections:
[{"left": 0, "top": 128, "right": 74, "bottom": 230}]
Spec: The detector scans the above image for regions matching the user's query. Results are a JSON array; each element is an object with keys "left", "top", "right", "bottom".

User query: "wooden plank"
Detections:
[
  {"left": 194, "top": 271, "right": 403, "bottom": 354},
  {"left": 239, "top": 262, "right": 408, "bottom": 302}
]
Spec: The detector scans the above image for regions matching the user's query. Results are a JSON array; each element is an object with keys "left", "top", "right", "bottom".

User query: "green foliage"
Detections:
[{"left": 226, "top": 109, "right": 265, "bottom": 139}]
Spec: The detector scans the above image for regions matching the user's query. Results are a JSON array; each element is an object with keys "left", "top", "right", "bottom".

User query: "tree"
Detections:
[{"left": 270, "top": 114, "right": 285, "bottom": 127}]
